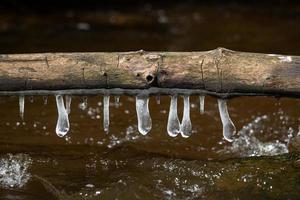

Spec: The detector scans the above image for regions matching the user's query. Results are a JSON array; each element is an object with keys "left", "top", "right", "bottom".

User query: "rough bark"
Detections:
[{"left": 0, "top": 48, "right": 299, "bottom": 97}]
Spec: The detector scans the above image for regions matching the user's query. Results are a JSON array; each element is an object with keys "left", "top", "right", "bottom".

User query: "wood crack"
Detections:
[{"left": 200, "top": 59, "right": 205, "bottom": 89}]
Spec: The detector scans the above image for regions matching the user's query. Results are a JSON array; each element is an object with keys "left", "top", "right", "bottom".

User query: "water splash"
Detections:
[
  {"left": 218, "top": 99, "right": 236, "bottom": 142},
  {"left": 199, "top": 95, "right": 205, "bottom": 114},
  {"left": 219, "top": 115, "right": 289, "bottom": 157},
  {"left": 167, "top": 95, "right": 180, "bottom": 137},
  {"left": 103, "top": 95, "right": 110, "bottom": 133},
  {"left": 0, "top": 154, "right": 32, "bottom": 188},
  {"left": 180, "top": 95, "right": 192, "bottom": 138},
  {"left": 136, "top": 95, "right": 152, "bottom": 135},
  {"left": 55, "top": 95, "right": 70, "bottom": 137},
  {"left": 65, "top": 95, "right": 72, "bottom": 115},
  {"left": 19, "top": 95, "right": 24, "bottom": 120}
]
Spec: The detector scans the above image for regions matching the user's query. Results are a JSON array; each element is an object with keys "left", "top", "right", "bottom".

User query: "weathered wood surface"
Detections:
[{"left": 0, "top": 48, "right": 300, "bottom": 97}]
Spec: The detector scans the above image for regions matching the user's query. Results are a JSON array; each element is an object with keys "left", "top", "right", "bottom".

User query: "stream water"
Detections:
[{"left": 0, "top": 1, "right": 300, "bottom": 199}]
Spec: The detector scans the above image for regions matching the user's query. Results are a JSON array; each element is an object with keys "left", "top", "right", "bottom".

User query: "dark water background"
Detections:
[{"left": 0, "top": 1, "right": 300, "bottom": 199}]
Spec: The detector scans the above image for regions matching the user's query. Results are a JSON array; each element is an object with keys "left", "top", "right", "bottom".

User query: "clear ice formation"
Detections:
[
  {"left": 218, "top": 99, "right": 236, "bottom": 142},
  {"left": 199, "top": 95, "right": 205, "bottom": 114},
  {"left": 103, "top": 95, "right": 110, "bottom": 133},
  {"left": 19, "top": 96, "right": 24, "bottom": 119},
  {"left": 55, "top": 95, "right": 70, "bottom": 137},
  {"left": 180, "top": 95, "right": 192, "bottom": 138},
  {"left": 167, "top": 95, "right": 180, "bottom": 137},
  {"left": 136, "top": 95, "right": 152, "bottom": 135},
  {"left": 65, "top": 95, "right": 72, "bottom": 114}
]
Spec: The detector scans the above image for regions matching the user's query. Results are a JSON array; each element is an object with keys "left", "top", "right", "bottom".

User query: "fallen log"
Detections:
[{"left": 0, "top": 48, "right": 299, "bottom": 97}]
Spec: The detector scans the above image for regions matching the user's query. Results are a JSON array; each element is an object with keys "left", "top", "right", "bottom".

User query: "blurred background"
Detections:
[{"left": 0, "top": 0, "right": 299, "bottom": 54}]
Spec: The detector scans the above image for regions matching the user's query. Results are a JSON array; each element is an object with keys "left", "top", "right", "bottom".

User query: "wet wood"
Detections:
[{"left": 0, "top": 48, "right": 299, "bottom": 97}]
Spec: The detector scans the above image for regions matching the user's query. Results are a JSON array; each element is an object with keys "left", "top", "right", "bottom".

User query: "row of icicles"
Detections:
[{"left": 18, "top": 95, "right": 236, "bottom": 142}]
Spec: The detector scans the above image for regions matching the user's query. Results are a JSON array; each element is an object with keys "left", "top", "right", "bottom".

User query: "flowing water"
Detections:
[
  {"left": 0, "top": 1, "right": 300, "bottom": 199},
  {"left": 0, "top": 95, "right": 299, "bottom": 199}
]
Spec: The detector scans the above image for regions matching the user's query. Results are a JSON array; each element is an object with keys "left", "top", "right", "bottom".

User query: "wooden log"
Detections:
[{"left": 0, "top": 48, "right": 299, "bottom": 97}]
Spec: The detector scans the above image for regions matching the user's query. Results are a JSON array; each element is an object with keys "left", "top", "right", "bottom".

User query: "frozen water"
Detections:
[
  {"left": 180, "top": 95, "right": 192, "bottom": 138},
  {"left": 19, "top": 95, "right": 24, "bottom": 119},
  {"left": 199, "top": 96, "right": 205, "bottom": 114},
  {"left": 65, "top": 95, "right": 72, "bottom": 114},
  {"left": 167, "top": 95, "right": 180, "bottom": 137},
  {"left": 136, "top": 95, "right": 152, "bottom": 135},
  {"left": 55, "top": 95, "right": 70, "bottom": 137},
  {"left": 103, "top": 95, "right": 110, "bottom": 133},
  {"left": 218, "top": 99, "right": 236, "bottom": 142}
]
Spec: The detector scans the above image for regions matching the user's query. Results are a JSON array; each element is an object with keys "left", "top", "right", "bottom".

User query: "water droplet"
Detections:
[
  {"left": 19, "top": 96, "right": 24, "bottom": 120},
  {"left": 103, "top": 95, "right": 110, "bottom": 133},
  {"left": 180, "top": 95, "right": 192, "bottom": 138},
  {"left": 167, "top": 95, "right": 180, "bottom": 137},
  {"left": 55, "top": 95, "right": 70, "bottom": 137},
  {"left": 199, "top": 95, "right": 205, "bottom": 114},
  {"left": 136, "top": 95, "right": 152, "bottom": 135},
  {"left": 218, "top": 99, "right": 236, "bottom": 142}
]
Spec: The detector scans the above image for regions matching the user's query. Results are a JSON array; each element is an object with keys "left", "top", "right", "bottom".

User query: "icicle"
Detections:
[
  {"left": 180, "top": 95, "right": 192, "bottom": 138},
  {"left": 136, "top": 95, "right": 152, "bottom": 135},
  {"left": 103, "top": 95, "right": 110, "bottom": 133},
  {"left": 55, "top": 95, "right": 70, "bottom": 137},
  {"left": 167, "top": 95, "right": 180, "bottom": 137},
  {"left": 19, "top": 95, "right": 25, "bottom": 120},
  {"left": 114, "top": 96, "right": 120, "bottom": 108},
  {"left": 217, "top": 99, "right": 236, "bottom": 142},
  {"left": 155, "top": 95, "right": 161, "bottom": 104},
  {"left": 65, "top": 95, "right": 72, "bottom": 114},
  {"left": 199, "top": 95, "right": 205, "bottom": 114},
  {"left": 43, "top": 96, "right": 48, "bottom": 105},
  {"left": 79, "top": 97, "right": 88, "bottom": 110}
]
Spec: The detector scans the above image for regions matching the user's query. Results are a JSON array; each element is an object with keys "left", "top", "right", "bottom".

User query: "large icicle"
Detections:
[
  {"left": 167, "top": 95, "right": 180, "bottom": 137},
  {"left": 180, "top": 95, "right": 192, "bottom": 138},
  {"left": 199, "top": 95, "right": 205, "bottom": 114},
  {"left": 136, "top": 95, "right": 152, "bottom": 135},
  {"left": 19, "top": 96, "right": 25, "bottom": 120},
  {"left": 217, "top": 99, "right": 236, "bottom": 142},
  {"left": 103, "top": 95, "right": 110, "bottom": 133},
  {"left": 65, "top": 95, "right": 72, "bottom": 114},
  {"left": 55, "top": 95, "right": 70, "bottom": 137}
]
